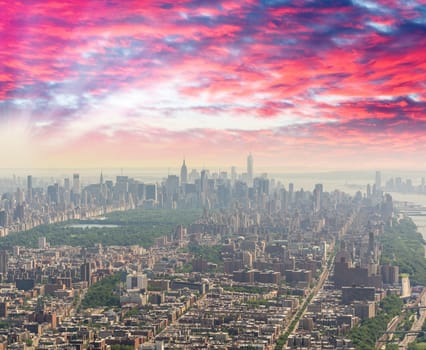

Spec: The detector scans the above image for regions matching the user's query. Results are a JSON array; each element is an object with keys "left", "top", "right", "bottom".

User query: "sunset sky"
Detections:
[{"left": 0, "top": 0, "right": 425, "bottom": 171}]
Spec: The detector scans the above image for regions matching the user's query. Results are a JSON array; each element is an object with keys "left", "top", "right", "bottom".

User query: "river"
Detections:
[{"left": 390, "top": 193, "right": 426, "bottom": 241}]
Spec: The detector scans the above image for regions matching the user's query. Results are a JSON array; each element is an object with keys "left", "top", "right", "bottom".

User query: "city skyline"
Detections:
[{"left": 1, "top": 1, "right": 425, "bottom": 170}]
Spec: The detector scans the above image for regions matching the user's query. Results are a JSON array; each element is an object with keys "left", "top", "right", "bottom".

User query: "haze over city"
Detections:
[{"left": 1, "top": 1, "right": 425, "bottom": 170}]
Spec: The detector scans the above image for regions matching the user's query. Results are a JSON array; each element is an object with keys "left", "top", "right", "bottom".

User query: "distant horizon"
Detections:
[
  {"left": 1, "top": 166, "right": 426, "bottom": 189},
  {"left": 1, "top": 166, "right": 426, "bottom": 175}
]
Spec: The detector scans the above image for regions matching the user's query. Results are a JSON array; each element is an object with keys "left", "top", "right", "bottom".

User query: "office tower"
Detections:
[
  {"left": 280, "top": 188, "right": 288, "bottom": 212},
  {"left": 16, "top": 188, "right": 25, "bottom": 205},
  {"left": 116, "top": 176, "right": 129, "bottom": 201},
  {"left": 180, "top": 160, "right": 188, "bottom": 184},
  {"left": 247, "top": 154, "right": 253, "bottom": 185},
  {"left": 200, "top": 170, "right": 208, "bottom": 194},
  {"left": 166, "top": 175, "right": 179, "bottom": 208},
  {"left": 64, "top": 178, "right": 70, "bottom": 191},
  {"left": 73, "top": 174, "right": 80, "bottom": 194},
  {"left": 14, "top": 204, "right": 25, "bottom": 221},
  {"left": 145, "top": 184, "right": 157, "bottom": 201},
  {"left": 0, "top": 250, "right": 8, "bottom": 277},
  {"left": 254, "top": 177, "right": 269, "bottom": 195},
  {"left": 375, "top": 171, "right": 381, "bottom": 190},
  {"left": 288, "top": 183, "right": 294, "bottom": 203},
  {"left": 231, "top": 166, "right": 237, "bottom": 183},
  {"left": 27, "top": 175, "right": 33, "bottom": 202},
  {"left": 47, "top": 183, "right": 60, "bottom": 204},
  {"left": 63, "top": 178, "right": 71, "bottom": 207},
  {"left": 313, "top": 183, "right": 323, "bottom": 213},
  {"left": 166, "top": 175, "right": 179, "bottom": 193}
]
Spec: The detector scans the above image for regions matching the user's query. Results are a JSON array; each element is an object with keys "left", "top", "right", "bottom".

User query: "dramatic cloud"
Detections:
[{"left": 0, "top": 0, "right": 425, "bottom": 169}]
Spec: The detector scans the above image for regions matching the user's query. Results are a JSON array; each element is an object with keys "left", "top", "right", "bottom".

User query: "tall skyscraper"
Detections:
[
  {"left": 73, "top": 174, "right": 80, "bottom": 194},
  {"left": 375, "top": 171, "right": 381, "bottom": 190},
  {"left": 231, "top": 166, "right": 237, "bottom": 183},
  {"left": 47, "top": 184, "right": 60, "bottom": 204},
  {"left": 64, "top": 178, "right": 70, "bottom": 191},
  {"left": 166, "top": 175, "right": 179, "bottom": 207},
  {"left": 180, "top": 160, "right": 188, "bottom": 184},
  {"left": 72, "top": 174, "right": 81, "bottom": 206},
  {"left": 16, "top": 188, "right": 24, "bottom": 205},
  {"left": 200, "top": 170, "right": 208, "bottom": 194},
  {"left": 288, "top": 183, "right": 294, "bottom": 203},
  {"left": 27, "top": 175, "right": 33, "bottom": 202},
  {"left": 247, "top": 154, "right": 253, "bottom": 185},
  {"left": 313, "top": 184, "right": 323, "bottom": 213}
]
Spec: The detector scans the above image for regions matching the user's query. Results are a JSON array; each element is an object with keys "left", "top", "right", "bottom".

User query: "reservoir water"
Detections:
[{"left": 67, "top": 224, "right": 119, "bottom": 229}]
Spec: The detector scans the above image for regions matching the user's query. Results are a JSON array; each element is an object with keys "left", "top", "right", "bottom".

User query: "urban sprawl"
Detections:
[{"left": 0, "top": 159, "right": 424, "bottom": 350}]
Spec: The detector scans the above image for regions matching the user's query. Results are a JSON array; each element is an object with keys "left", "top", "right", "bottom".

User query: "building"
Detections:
[
  {"left": 126, "top": 273, "right": 148, "bottom": 291},
  {"left": 313, "top": 184, "right": 323, "bottom": 213},
  {"left": 333, "top": 250, "right": 383, "bottom": 289},
  {"left": 27, "top": 175, "right": 33, "bottom": 202},
  {"left": 38, "top": 237, "right": 47, "bottom": 249},
  {"left": 73, "top": 173, "right": 81, "bottom": 205},
  {"left": 73, "top": 174, "right": 80, "bottom": 195},
  {"left": 247, "top": 154, "right": 253, "bottom": 185},
  {"left": 0, "top": 211, "right": 7, "bottom": 228},
  {"left": 145, "top": 184, "right": 157, "bottom": 201},
  {"left": 381, "top": 264, "right": 399, "bottom": 285},
  {"left": 0, "top": 302, "right": 8, "bottom": 317},
  {"left": 354, "top": 301, "right": 376, "bottom": 320},
  {"left": 375, "top": 171, "right": 381, "bottom": 190},
  {"left": 342, "top": 286, "right": 376, "bottom": 304},
  {"left": 0, "top": 250, "right": 7, "bottom": 278},
  {"left": 80, "top": 261, "right": 92, "bottom": 286},
  {"left": 180, "top": 160, "right": 188, "bottom": 185},
  {"left": 165, "top": 175, "right": 179, "bottom": 207}
]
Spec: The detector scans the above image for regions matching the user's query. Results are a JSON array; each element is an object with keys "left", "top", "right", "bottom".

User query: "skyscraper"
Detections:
[
  {"left": 64, "top": 178, "right": 70, "bottom": 191},
  {"left": 200, "top": 170, "right": 208, "bottom": 194},
  {"left": 27, "top": 175, "right": 32, "bottom": 202},
  {"left": 231, "top": 166, "right": 237, "bottom": 183},
  {"left": 73, "top": 174, "right": 80, "bottom": 195},
  {"left": 166, "top": 175, "right": 179, "bottom": 207},
  {"left": 375, "top": 171, "right": 381, "bottom": 190},
  {"left": 180, "top": 160, "right": 188, "bottom": 185},
  {"left": 145, "top": 184, "right": 157, "bottom": 201},
  {"left": 247, "top": 154, "right": 253, "bottom": 185},
  {"left": 313, "top": 184, "right": 323, "bottom": 213},
  {"left": 288, "top": 183, "right": 294, "bottom": 204}
]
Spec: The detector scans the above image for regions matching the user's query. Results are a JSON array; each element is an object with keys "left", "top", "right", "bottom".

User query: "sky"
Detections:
[{"left": 0, "top": 0, "right": 425, "bottom": 171}]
